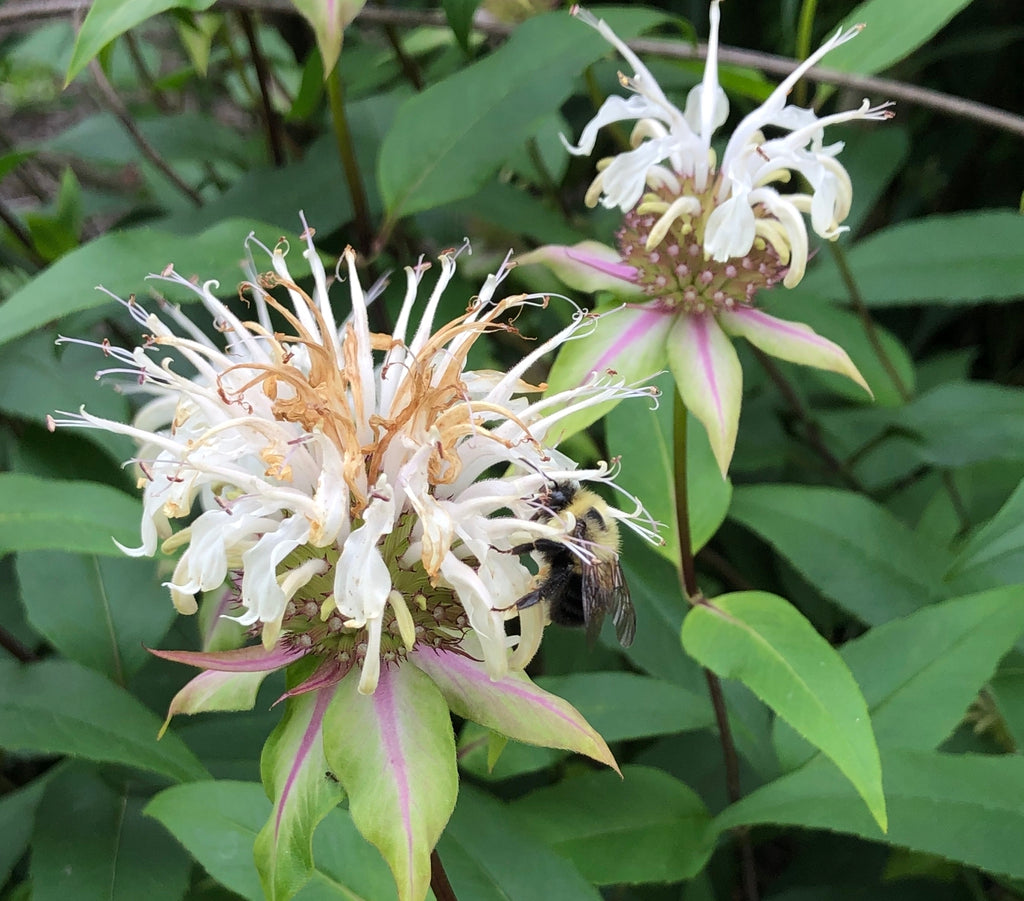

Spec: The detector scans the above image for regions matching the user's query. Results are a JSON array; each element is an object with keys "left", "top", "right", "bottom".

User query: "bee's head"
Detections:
[{"left": 535, "top": 479, "right": 578, "bottom": 516}]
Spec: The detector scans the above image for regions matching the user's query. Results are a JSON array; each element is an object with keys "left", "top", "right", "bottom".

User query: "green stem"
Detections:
[
  {"left": 829, "top": 242, "right": 910, "bottom": 402},
  {"left": 793, "top": 0, "right": 818, "bottom": 106},
  {"left": 672, "top": 392, "right": 759, "bottom": 901},
  {"left": 672, "top": 392, "right": 698, "bottom": 599},
  {"left": 830, "top": 243, "right": 971, "bottom": 530},
  {"left": 327, "top": 67, "right": 373, "bottom": 255}
]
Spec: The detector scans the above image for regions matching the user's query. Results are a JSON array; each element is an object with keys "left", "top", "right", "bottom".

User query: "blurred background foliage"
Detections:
[{"left": 1, "top": 1, "right": 1024, "bottom": 900}]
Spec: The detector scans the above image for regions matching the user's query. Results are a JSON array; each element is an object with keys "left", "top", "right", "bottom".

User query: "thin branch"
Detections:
[
  {"left": 673, "top": 392, "right": 759, "bottom": 901},
  {"left": 236, "top": 10, "right": 287, "bottom": 167},
  {"left": 125, "top": 30, "right": 174, "bottom": 113},
  {"left": 87, "top": 57, "right": 204, "bottom": 207},
  {"left": 0, "top": 195, "right": 45, "bottom": 267},
  {"left": 751, "top": 346, "right": 864, "bottom": 491},
  {"left": 0, "top": 624, "right": 36, "bottom": 662},
  {"left": 326, "top": 70, "right": 373, "bottom": 253},
  {"left": 3, "top": 2, "right": 1021, "bottom": 138}
]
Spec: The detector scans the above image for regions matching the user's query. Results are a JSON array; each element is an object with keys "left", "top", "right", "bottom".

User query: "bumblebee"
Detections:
[{"left": 509, "top": 480, "right": 636, "bottom": 647}]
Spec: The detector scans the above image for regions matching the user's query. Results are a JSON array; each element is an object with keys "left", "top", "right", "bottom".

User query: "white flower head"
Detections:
[
  {"left": 52, "top": 217, "right": 658, "bottom": 692},
  {"left": 566, "top": 2, "right": 894, "bottom": 287}
]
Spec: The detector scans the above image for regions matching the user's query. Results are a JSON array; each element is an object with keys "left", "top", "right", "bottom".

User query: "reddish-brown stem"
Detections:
[
  {"left": 673, "top": 391, "right": 759, "bottom": 901},
  {"left": 430, "top": 848, "right": 458, "bottom": 901}
]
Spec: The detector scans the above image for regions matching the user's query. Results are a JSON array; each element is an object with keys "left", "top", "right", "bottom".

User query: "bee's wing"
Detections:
[
  {"left": 608, "top": 564, "right": 636, "bottom": 648},
  {"left": 581, "top": 560, "right": 636, "bottom": 648}
]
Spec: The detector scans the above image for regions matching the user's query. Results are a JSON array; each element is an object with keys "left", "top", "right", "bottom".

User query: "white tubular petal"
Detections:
[
  {"left": 439, "top": 554, "right": 508, "bottom": 680},
  {"left": 705, "top": 194, "right": 757, "bottom": 261},
  {"left": 342, "top": 248, "right": 378, "bottom": 442},
  {"left": 334, "top": 477, "right": 395, "bottom": 623},
  {"left": 240, "top": 515, "right": 312, "bottom": 624},
  {"left": 388, "top": 589, "right": 417, "bottom": 651},
  {"left": 508, "top": 603, "right": 546, "bottom": 671},
  {"left": 561, "top": 94, "right": 659, "bottom": 156},
  {"left": 358, "top": 616, "right": 383, "bottom": 695}
]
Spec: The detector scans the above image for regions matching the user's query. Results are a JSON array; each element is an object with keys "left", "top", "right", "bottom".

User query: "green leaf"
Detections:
[
  {"left": 17, "top": 552, "right": 176, "bottom": 682},
  {"left": 715, "top": 749, "right": 1024, "bottom": 879},
  {"left": 148, "top": 781, "right": 393, "bottom": 901},
  {"left": 66, "top": 0, "right": 217, "bottom": 84},
  {"left": 729, "top": 484, "right": 949, "bottom": 626},
  {"left": 378, "top": 7, "right": 667, "bottom": 221},
  {"left": 0, "top": 658, "right": 208, "bottom": 783},
  {"left": 536, "top": 671, "right": 714, "bottom": 742},
  {"left": 0, "top": 473, "right": 142, "bottom": 555},
  {"left": 0, "top": 778, "right": 47, "bottom": 887},
  {"left": 800, "top": 211, "right": 1024, "bottom": 306},
  {"left": 513, "top": 766, "right": 714, "bottom": 885},
  {"left": 146, "top": 781, "right": 268, "bottom": 901},
  {"left": 901, "top": 381, "right": 1024, "bottom": 469},
  {"left": 681, "top": 591, "right": 886, "bottom": 831},
  {"left": 438, "top": 784, "right": 603, "bottom": 901},
  {"left": 606, "top": 373, "right": 732, "bottom": 564},
  {"left": 323, "top": 664, "right": 457, "bottom": 901},
  {"left": 441, "top": 0, "right": 479, "bottom": 52},
  {"left": 0, "top": 331, "right": 132, "bottom": 461},
  {"left": 775, "top": 588, "right": 1024, "bottom": 768},
  {"left": 618, "top": 530, "right": 707, "bottom": 688},
  {"left": 990, "top": 650, "right": 1024, "bottom": 751},
  {"left": 946, "top": 478, "right": 1024, "bottom": 593},
  {"left": 32, "top": 766, "right": 191, "bottom": 901},
  {"left": 822, "top": 0, "right": 974, "bottom": 75},
  {"left": 256, "top": 689, "right": 344, "bottom": 901},
  {"left": 0, "top": 218, "right": 314, "bottom": 348}
]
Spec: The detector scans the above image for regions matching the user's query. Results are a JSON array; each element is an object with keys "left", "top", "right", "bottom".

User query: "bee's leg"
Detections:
[
  {"left": 507, "top": 538, "right": 563, "bottom": 557},
  {"left": 514, "top": 588, "right": 543, "bottom": 610}
]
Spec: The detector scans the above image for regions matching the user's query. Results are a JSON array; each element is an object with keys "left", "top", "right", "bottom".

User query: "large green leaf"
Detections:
[
  {"left": 0, "top": 658, "right": 207, "bottom": 783},
  {"left": 0, "top": 331, "right": 132, "bottom": 461},
  {"left": 537, "top": 671, "right": 714, "bottom": 742},
  {"left": 606, "top": 374, "right": 732, "bottom": 564},
  {"left": 729, "top": 484, "right": 949, "bottom": 625},
  {"left": 945, "top": 478, "right": 1024, "bottom": 593},
  {"left": 775, "top": 588, "right": 1024, "bottom": 768},
  {"left": 901, "top": 382, "right": 1024, "bottom": 469},
  {"left": 681, "top": 591, "right": 886, "bottom": 830},
  {"left": 147, "top": 781, "right": 396, "bottom": 901},
  {"left": 32, "top": 766, "right": 191, "bottom": 901},
  {"left": 0, "top": 777, "right": 47, "bottom": 887},
  {"left": 512, "top": 766, "right": 714, "bottom": 885},
  {"left": 323, "top": 664, "right": 457, "bottom": 901},
  {"left": 800, "top": 211, "right": 1024, "bottom": 307},
  {"left": 0, "top": 218, "right": 313, "bottom": 347},
  {"left": 715, "top": 749, "right": 1024, "bottom": 879},
  {"left": 822, "top": 0, "right": 974, "bottom": 75},
  {"left": 146, "top": 781, "right": 269, "bottom": 901},
  {"left": 0, "top": 474, "right": 141, "bottom": 556},
  {"left": 66, "top": 0, "right": 217, "bottom": 84},
  {"left": 378, "top": 7, "right": 667, "bottom": 221},
  {"left": 17, "top": 552, "right": 176, "bottom": 682},
  {"left": 438, "top": 784, "right": 602, "bottom": 901}
]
